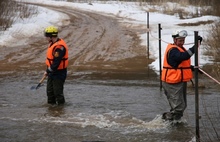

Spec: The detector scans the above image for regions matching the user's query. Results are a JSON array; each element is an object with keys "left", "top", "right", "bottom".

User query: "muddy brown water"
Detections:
[
  {"left": 0, "top": 72, "right": 220, "bottom": 142},
  {"left": 0, "top": 3, "right": 220, "bottom": 142}
]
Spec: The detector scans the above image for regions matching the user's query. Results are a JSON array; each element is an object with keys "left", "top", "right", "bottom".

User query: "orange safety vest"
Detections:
[
  {"left": 161, "top": 43, "right": 193, "bottom": 83},
  {"left": 46, "top": 39, "right": 68, "bottom": 70}
]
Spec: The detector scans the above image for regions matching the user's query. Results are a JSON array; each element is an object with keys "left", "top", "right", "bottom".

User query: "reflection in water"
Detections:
[{"left": 46, "top": 105, "right": 65, "bottom": 117}]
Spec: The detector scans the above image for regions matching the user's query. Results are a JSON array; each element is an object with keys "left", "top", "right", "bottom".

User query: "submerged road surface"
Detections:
[{"left": 0, "top": 3, "right": 220, "bottom": 142}]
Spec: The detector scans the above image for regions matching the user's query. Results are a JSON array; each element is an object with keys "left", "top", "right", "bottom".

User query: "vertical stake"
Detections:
[
  {"left": 158, "top": 24, "right": 162, "bottom": 90},
  {"left": 147, "top": 12, "right": 149, "bottom": 59},
  {"left": 194, "top": 31, "right": 200, "bottom": 141}
]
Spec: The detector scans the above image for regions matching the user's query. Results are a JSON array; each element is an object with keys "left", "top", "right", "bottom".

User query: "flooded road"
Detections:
[
  {"left": 0, "top": 72, "right": 220, "bottom": 142},
  {"left": 0, "top": 3, "right": 220, "bottom": 142}
]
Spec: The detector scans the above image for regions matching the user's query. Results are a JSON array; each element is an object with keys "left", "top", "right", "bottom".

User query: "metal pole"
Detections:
[
  {"left": 158, "top": 24, "right": 162, "bottom": 90},
  {"left": 147, "top": 12, "right": 149, "bottom": 59},
  {"left": 194, "top": 31, "right": 200, "bottom": 142}
]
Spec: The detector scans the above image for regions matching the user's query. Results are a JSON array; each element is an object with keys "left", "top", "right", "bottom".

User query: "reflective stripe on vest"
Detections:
[
  {"left": 161, "top": 43, "right": 193, "bottom": 83},
  {"left": 46, "top": 39, "right": 68, "bottom": 70}
]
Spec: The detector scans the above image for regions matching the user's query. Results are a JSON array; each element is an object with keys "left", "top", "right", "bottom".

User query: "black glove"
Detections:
[
  {"left": 198, "top": 36, "right": 202, "bottom": 44},
  {"left": 46, "top": 68, "right": 52, "bottom": 74}
]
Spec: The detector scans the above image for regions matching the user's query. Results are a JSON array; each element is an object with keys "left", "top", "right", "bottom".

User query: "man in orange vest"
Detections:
[
  {"left": 44, "top": 26, "right": 68, "bottom": 105},
  {"left": 161, "top": 30, "right": 202, "bottom": 121}
]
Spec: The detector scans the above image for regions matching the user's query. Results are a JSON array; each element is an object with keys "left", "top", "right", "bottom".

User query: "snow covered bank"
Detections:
[{"left": 1, "top": 0, "right": 218, "bottom": 73}]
